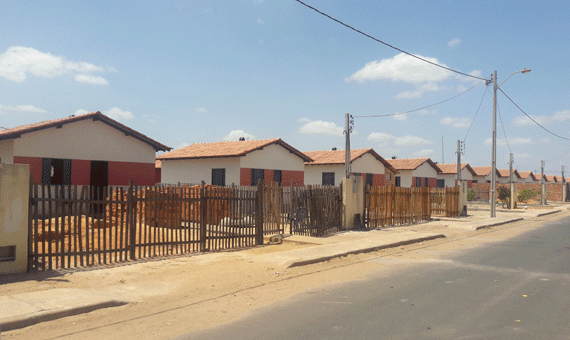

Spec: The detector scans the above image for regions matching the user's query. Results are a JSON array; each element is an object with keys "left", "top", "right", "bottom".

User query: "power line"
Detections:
[
  {"left": 463, "top": 85, "right": 488, "bottom": 142},
  {"left": 497, "top": 100, "right": 512, "bottom": 154},
  {"left": 353, "top": 81, "right": 484, "bottom": 118},
  {"left": 293, "top": 0, "right": 488, "bottom": 81},
  {"left": 499, "top": 88, "right": 570, "bottom": 141}
]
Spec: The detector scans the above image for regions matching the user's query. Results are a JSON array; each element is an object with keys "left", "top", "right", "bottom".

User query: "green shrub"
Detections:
[
  {"left": 467, "top": 189, "right": 477, "bottom": 201},
  {"left": 518, "top": 188, "right": 540, "bottom": 203},
  {"left": 497, "top": 186, "right": 510, "bottom": 205}
]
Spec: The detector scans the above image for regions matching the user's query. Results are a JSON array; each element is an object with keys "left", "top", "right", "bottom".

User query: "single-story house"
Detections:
[
  {"left": 157, "top": 138, "right": 312, "bottom": 186},
  {"left": 0, "top": 111, "right": 171, "bottom": 186},
  {"left": 436, "top": 163, "right": 476, "bottom": 188},
  {"left": 155, "top": 160, "right": 162, "bottom": 184},
  {"left": 534, "top": 174, "right": 547, "bottom": 183},
  {"left": 303, "top": 148, "right": 398, "bottom": 187},
  {"left": 386, "top": 158, "right": 441, "bottom": 188},
  {"left": 518, "top": 171, "right": 537, "bottom": 183},
  {"left": 471, "top": 166, "right": 500, "bottom": 183},
  {"left": 497, "top": 169, "right": 521, "bottom": 184},
  {"left": 546, "top": 175, "right": 558, "bottom": 183}
]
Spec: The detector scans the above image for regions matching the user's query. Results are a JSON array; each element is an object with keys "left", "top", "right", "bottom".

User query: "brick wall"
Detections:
[
  {"left": 240, "top": 168, "right": 251, "bottom": 186},
  {"left": 282, "top": 170, "right": 304, "bottom": 186},
  {"left": 373, "top": 174, "right": 386, "bottom": 187},
  {"left": 428, "top": 177, "right": 437, "bottom": 188},
  {"left": 471, "top": 182, "right": 565, "bottom": 202}
]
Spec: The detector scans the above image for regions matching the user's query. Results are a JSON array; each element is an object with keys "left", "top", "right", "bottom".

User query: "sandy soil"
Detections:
[{"left": 2, "top": 208, "right": 567, "bottom": 340}]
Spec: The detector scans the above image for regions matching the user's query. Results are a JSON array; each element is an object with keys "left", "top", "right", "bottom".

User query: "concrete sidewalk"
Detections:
[{"left": 1, "top": 204, "right": 566, "bottom": 332}]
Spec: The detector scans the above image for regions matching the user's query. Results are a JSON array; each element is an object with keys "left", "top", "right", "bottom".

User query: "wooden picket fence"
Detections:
[
  {"left": 29, "top": 181, "right": 263, "bottom": 271},
  {"left": 430, "top": 187, "right": 460, "bottom": 217},
  {"left": 366, "top": 186, "right": 431, "bottom": 228},
  {"left": 366, "top": 186, "right": 460, "bottom": 228}
]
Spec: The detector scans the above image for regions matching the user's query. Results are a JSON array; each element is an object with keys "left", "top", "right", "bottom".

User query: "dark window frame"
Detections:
[
  {"left": 322, "top": 172, "right": 335, "bottom": 186},
  {"left": 212, "top": 168, "right": 226, "bottom": 186}
]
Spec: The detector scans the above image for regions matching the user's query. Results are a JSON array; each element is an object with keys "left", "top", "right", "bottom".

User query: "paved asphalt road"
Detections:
[{"left": 179, "top": 218, "right": 570, "bottom": 340}]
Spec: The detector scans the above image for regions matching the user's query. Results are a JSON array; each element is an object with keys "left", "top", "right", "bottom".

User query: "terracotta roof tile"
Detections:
[
  {"left": 386, "top": 158, "right": 441, "bottom": 172},
  {"left": 157, "top": 138, "right": 312, "bottom": 162},
  {"left": 303, "top": 148, "right": 397, "bottom": 173},
  {"left": 471, "top": 166, "right": 492, "bottom": 176},
  {"left": 518, "top": 171, "right": 534, "bottom": 180},
  {"left": 0, "top": 111, "right": 171, "bottom": 151},
  {"left": 497, "top": 169, "right": 521, "bottom": 178},
  {"left": 436, "top": 163, "right": 475, "bottom": 175}
]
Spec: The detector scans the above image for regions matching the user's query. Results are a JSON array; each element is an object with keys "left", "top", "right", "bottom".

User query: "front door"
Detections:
[{"left": 90, "top": 161, "right": 109, "bottom": 214}]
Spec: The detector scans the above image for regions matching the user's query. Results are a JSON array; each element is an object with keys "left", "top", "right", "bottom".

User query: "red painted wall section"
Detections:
[
  {"left": 240, "top": 168, "right": 251, "bottom": 186},
  {"left": 155, "top": 168, "right": 161, "bottom": 184},
  {"left": 71, "top": 159, "right": 91, "bottom": 185},
  {"left": 373, "top": 174, "right": 386, "bottom": 187},
  {"left": 264, "top": 169, "right": 274, "bottom": 183},
  {"left": 108, "top": 161, "right": 155, "bottom": 186},
  {"left": 428, "top": 177, "right": 437, "bottom": 188},
  {"left": 467, "top": 180, "right": 473, "bottom": 188},
  {"left": 411, "top": 177, "right": 417, "bottom": 187},
  {"left": 282, "top": 170, "right": 304, "bottom": 186},
  {"left": 13, "top": 156, "right": 42, "bottom": 184}
]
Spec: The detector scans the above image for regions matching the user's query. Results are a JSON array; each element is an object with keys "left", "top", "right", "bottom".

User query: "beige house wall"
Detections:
[
  {"left": 12, "top": 119, "right": 155, "bottom": 163},
  {"left": 304, "top": 165, "right": 345, "bottom": 186},
  {"left": 0, "top": 163, "right": 30, "bottom": 274},
  {"left": 160, "top": 158, "right": 241, "bottom": 185},
  {"left": 342, "top": 176, "right": 365, "bottom": 229},
  {"left": 0, "top": 139, "right": 14, "bottom": 164},
  {"left": 240, "top": 144, "right": 305, "bottom": 171}
]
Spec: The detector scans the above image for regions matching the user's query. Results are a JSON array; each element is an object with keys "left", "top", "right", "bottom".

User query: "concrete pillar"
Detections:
[
  {"left": 0, "top": 163, "right": 30, "bottom": 274},
  {"left": 342, "top": 176, "right": 364, "bottom": 229},
  {"left": 459, "top": 181, "right": 468, "bottom": 216}
]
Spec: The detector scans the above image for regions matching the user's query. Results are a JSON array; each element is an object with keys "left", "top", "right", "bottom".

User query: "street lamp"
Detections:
[{"left": 490, "top": 68, "right": 531, "bottom": 217}]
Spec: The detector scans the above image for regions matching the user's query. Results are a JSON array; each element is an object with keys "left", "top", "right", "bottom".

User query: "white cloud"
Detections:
[
  {"left": 413, "top": 149, "right": 435, "bottom": 157},
  {"left": 0, "top": 104, "right": 46, "bottom": 114},
  {"left": 367, "top": 132, "right": 395, "bottom": 146},
  {"left": 0, "top": 46, "right": 113, "bottom": 84},
  {"left": 345, "top": 53, "right": 452, "bottom": 84},
  {"left": 395, "top": 135, "right": 434, "bottom": 146},
  {"left": 74, "top": 74, "right": 108, "bottom": 85},
  {"left": 396, "top": 83, "right": 445, "bottom": 99},
  {"left": 381, "top": 148, "right": 401, "bottom": 156},
  {"left": 448, "top": 38, "right": 461, "bottom": 48},
  {"left": 513, "top": 110, "right": 570, "bottom": 126},
  {"left": 440, "top": 116, "right": 472, "bottom": 128},
  {"left": 392, "top": 113, "right": 408, "bottom": 121},
  {"left": 418, "top": 109, "right": 437, "bottom": 115},
  {"left": 104, "top": 107, "right": 133, "bottom": 120},
  {"left": 256, "top": 18, "right": 265, "bottom": 25},
  {"left": 298, "top": 117, "right": 311, "bottom": 123},
  {"left": 298, "top": 119, "right": 344, "bottom": 136},
  {"left": 224, "top": 130, "right": 255, "bottom": 141},
  {"left": 177, "top": 142, "right": 190, "bottom": 149},
  {"left": 197, "top": 107, "right": 208, "bottom": 113},
  {"left": 74, "top": 109, "right": 90, "bottom": 116},
  {"left": 483, "top": 137, "right": 532, "bottom": 146}
]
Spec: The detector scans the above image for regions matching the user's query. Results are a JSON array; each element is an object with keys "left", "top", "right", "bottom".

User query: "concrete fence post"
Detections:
[{"left": 0, "top": 163, "right": 30, "bottom": 274}]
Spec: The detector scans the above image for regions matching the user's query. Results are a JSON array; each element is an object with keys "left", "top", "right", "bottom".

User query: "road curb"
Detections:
[
  {"left": 475, "top": 217, "right": 524, "bottom": 230},
  {"left": 285, "top": 234, "right": 446, "bottom": 268},
  {"left": 0, "top": 300, "right": 129, "bottom": 332},
  {"left": 536, "top": 209, "right": 562, "bottom": 217}
]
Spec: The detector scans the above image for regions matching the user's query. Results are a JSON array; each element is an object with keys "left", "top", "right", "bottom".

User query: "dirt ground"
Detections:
[{"left": 2, "top": 208, "right": 567, "bottom": 340}]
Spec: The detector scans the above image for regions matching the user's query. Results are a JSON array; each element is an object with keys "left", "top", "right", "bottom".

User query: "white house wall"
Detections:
[
  {"left": 304, "top": 165, "right": 344, "bottom": 186},
  {"left": 352, "top": 154, "right": 386, "bottom": 174},
  {"left": 240, "top": 144, "right": 305, "bottom": 171},
  {"left": 0, "top": 140, "right": 14, "bottom": 164},
  {"left": 413, "top": 163, "right": 438, "bottom": 178},
  {"left": 12, "top": 119, "right": 155, "bottom": 163},
  {"left": 438, "top": 173, "right": 456, "bottom": 187},
  {"left": 161, "top": 158, "right": 241, "bottom": 185},
  {"left": 396, "top": 170, "right": 413, "bottom": 187}
]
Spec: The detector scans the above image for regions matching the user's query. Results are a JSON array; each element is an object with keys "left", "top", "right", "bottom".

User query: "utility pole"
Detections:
[
  {"left": 344, "top": 113, "right": 353, "bottom": 178},
  {"left": 509, "top": 153, "right": 514, "bottom": 209},
  {"left": 541, "top": 160, "right": 546, "bottom": 205},
  {"left": 562, "top": 165, "right": 566, "bottom": 202},
  {"left": 491, "top": 70, "right": 498, "bottom": 218},
  {"left": 456, "top": 140, "right": 462, "bottom": 187}
]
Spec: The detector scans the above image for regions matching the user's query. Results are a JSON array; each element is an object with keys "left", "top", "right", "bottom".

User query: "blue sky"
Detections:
[{"left": 2, "top": 0, "right": 570, "bottom": 175}]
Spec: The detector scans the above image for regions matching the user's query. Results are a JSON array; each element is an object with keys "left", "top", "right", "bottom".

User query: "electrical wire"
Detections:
[
  {"left": 497, "top": 100, "right": 512, "bottom": 154},
  {"left": 499, "top": 88, "right": 570, "bottom": 141},
  {"left": 463, "top": 85, "right": 488, "bottom": 142},
  {"left": 293, "top": 0, "right": 488, "bottom": 81},
  {"left": 353, "top": 81, "right": 485, "bottom": 118}
]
